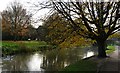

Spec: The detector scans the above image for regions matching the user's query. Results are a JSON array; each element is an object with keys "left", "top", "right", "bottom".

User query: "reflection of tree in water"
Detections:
[
  {"left": 42, "top": 47, "right": 84, "bottom": 71},
  {"left": 66, "top": 48, "right": 84, "bottom": 63},
  {"left": 42, "top": 49, "right": 59, "bottom": 71},
  {"left": 3, "top": 54, "right": 31, "bottom": 71}
]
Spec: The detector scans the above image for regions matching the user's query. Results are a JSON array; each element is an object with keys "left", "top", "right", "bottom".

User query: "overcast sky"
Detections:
[
  {"left": 0, "top": 0, "right": 50, "bottom": 28},
  {"left": 1, "top": 0, "right": 118, "bottom": 28}
]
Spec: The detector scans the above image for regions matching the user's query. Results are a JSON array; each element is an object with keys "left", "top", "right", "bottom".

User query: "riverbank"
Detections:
[
  {"left": 61, "top": 45, "right": 116, "bottom": 72},
  {"left": 61, "top": 59, "right": 97, "bottom": 73},
  {"left": 2, "top": 41, "right": 54, "bottom": 56}
]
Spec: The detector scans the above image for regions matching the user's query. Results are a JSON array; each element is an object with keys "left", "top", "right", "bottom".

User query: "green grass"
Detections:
[
  {"left": 106, "top": 45, "right": 115, "bottom": 54},
  {"left": 2, "top": 41, "right": 51, "bottom": 56},
  {"left": 61, "top": 60, "right": 97, "bottom": 73},
  {"left": 18, "top": 41, "right": 47, "bottom": 48}
]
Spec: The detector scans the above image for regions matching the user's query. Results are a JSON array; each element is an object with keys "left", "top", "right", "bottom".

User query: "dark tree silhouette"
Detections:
[
  {"left": 35, "top": 1, "right": 120, "bottom": 58},
  {"left": 52, "top": 1, "right": 120, "bottom": 58}
]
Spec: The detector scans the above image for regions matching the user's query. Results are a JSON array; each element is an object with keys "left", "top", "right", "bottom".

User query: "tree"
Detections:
[
  {"left": 42, "top": 12, "right": 93, "bottom": 48},
  {"left": 37, "top": 25, "right": 48, "bottom": 41},
  {"left": 2, "top": 1, "right": 32, "bottom": 40},
  {"left": 42, "top": 13, "right": 73, "bottom": 45},
  {"left": 39, "top": 1, "right": 120, "bottom": 58},
  {"left": 27, "top": 25, "right": 37, "bottom": 40},
  {"left": 2, "top": 16, "right": 12, "bottom": 40},
  {"left": 43, "top": 13, "right": 68, "bottom": 45}
]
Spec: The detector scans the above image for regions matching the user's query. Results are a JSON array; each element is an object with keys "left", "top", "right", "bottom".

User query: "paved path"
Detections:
[{"left": 98, "top": 46, "right": 120, "bottom": 73}]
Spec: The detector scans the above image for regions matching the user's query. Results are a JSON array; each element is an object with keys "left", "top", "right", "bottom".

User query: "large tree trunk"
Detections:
[{"left": 97, "top": 40, "right": 107, "bottom": 58}]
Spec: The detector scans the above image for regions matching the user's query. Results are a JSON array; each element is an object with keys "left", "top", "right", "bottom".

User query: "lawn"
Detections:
[
  {"left": 106, "top": 45, "right": 115, "bottom": 54},
  {"left": 2, "top": 41, "right": 50, "bottom": 56},
  {"left": 61, "top": 60, "right": 97, "bottom": 73}
]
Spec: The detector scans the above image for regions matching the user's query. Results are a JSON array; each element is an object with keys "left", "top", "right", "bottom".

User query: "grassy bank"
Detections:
[
  {"left": 61, "top": 45, "right": 116, "bottom": 72},
  {"left": 61, "top": 60, "right": 97, "bottom": 73},
  {"left": 106, "top": 45, "right": 115, "bottom": 54},
  {"left": 2, "top": 41, "right": 53, "bottom": 56}
]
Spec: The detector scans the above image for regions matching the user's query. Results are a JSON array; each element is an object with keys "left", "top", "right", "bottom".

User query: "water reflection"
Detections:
[
  {"left": 0, "top": 58, "right": 2, "bottom": 73},
  {"left": 2, "top": 54, "right": 30, "bottom": 71},
  {"left": 27, "top": 53, "right": 44, "bottom": 71},
  {"left": 2, "top": 46, "right": 97, "bottom": 72},
  {"left": 83, "top": 51, "right": 94, "bottom": 59}
]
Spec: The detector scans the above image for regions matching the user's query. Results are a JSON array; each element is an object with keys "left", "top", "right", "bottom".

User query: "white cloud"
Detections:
[{"left": 0, "top": 0, "right": 14, "bottom": 11}]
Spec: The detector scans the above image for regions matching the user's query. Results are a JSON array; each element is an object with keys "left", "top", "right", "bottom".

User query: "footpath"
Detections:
[{"left": 98, "top": 46, "right": 120, "bottom": 73}]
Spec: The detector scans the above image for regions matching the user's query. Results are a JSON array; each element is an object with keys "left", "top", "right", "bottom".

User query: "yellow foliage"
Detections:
[
  {"left": 59, "top": 34, "right": 94, "bottom": 48},
  {"left": 109, "top": 33, "right": 120, "bottom": 38},
  {"left": 44, "top": 13, "right": 95, "bottom": 48}
]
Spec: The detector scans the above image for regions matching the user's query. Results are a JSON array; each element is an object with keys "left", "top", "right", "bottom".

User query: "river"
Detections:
[{"left": 1, "top": 46, "right": 97, "bottom": 72}]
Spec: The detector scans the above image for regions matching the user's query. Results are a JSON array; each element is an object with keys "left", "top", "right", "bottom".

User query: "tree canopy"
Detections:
[
  {"left": 38, "top": 1, "right": 120, "bottom": 57},
  {"left": 42, "top": 12, "right": 94, "bottom": 48},
  {"left": 2, "top": 1, "right": 36, "bottom": 40}
]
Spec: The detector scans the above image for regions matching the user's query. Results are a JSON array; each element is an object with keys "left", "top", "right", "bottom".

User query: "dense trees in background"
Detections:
[
  {"left": 27, "top": 25, "right": 37, "bottom": 40},
  {"left": 2, "top": 2, "right": 37, "bottom": 40},
  {"left": 37, "top": 25, "right": 48, "bottom": 41}
]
